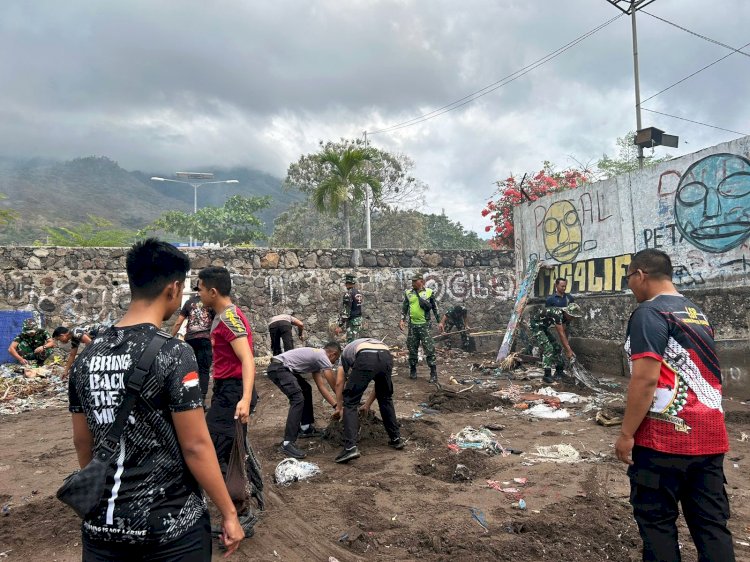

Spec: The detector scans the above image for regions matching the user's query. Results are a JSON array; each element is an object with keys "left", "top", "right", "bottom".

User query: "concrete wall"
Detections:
[
  {"left": 0, "top": 247, "right": 516, "bottom": 358},
  {"left": 515, "top": 135, "right": 750, "bottom": 391}
]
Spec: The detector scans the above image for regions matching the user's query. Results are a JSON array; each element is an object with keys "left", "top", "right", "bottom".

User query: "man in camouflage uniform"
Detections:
[
  {"left": 337, "top": 273, "right": 363, "bottom": 343},
  {"left": 439, "top": 304, "right": 471, "bottom": 351},
  {"left": 400, "top": 273, "right": 440, "bottom": 383},
  {"left": 529, "top": 302, "right": 583, "bottom": 383},
  {"left": 7, "top": 318, "right": 53, "bottom": 366}
]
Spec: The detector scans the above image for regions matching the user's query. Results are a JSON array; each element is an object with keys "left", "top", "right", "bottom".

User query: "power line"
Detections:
[
  {"left": 640, "top": 39, "right": 750, "bottom": 105},
  {"left": 642, "top": 11, "right": 750, "bottom": 59},
  {"left": 640, "top": 107, "right": 749, "bottom": 137},
  {"left": 368, "top": 14, "right": 624, "bottom": 136}
]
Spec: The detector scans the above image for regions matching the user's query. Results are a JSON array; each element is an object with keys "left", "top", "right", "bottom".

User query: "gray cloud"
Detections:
[{"left": 1, "top": 0, "right": 748, "bottom": 233}]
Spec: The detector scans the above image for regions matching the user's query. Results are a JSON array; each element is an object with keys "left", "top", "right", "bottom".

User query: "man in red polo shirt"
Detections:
[
  {"left": 617, "top": 249, "right": 734, "bottom": 562},
  {"left": 197, "top": 267, "right": 256, "bottom": 471}
]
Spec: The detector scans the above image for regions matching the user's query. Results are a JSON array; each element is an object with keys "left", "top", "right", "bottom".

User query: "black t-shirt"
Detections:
[
  {"left": 69, "top": 324, "right": 100, "bottom": 349},
  {"left": 68, "top": 324, "right": 206, "bottom": 545}
]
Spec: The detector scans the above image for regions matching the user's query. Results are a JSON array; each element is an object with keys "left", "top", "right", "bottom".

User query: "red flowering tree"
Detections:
[{"left": 482, "top": 161, "right": 589, "bottom": 249}]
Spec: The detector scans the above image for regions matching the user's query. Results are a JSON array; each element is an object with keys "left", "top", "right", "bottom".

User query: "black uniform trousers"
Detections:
[
  {"left": 205, "top": 378, "right": 257, "bottom": 473},
  {"left": 185, "top": 337, "right": 212, "bottom": 399},
  {"left": 266, "top": 361, "right": 314, "bottom": 442},
  {"left": 268, "top": 321, "right": 294, "bottom": 356},
  {"left": 342, "top": 349, "right": 400, "bottom": 450},
  {"left": 628, "top": 446, "right": 735, "bottom": 562}
]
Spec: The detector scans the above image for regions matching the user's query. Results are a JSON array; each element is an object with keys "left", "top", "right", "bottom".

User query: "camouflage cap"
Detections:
[
  {"left": 411, "top": 273, "right": 424, "bottom": 281},
  {"left": 344, "top": 273, "right": 357, "bottom": 284},
  {"left": 564, "top": 302, "right": 584, "bottom": 318},
  {"left": 22, "top": 318, "right": 39, "bottom": 331}
]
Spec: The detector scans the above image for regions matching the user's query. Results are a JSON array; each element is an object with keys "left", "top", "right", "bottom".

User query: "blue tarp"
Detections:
[{"left": 0, "top": 311, "right": 38, "bottom": 364}]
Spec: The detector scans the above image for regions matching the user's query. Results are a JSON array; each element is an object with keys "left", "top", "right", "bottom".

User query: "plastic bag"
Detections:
[{"left": 226, "top": 419, "right": 251, "bottom": 512}]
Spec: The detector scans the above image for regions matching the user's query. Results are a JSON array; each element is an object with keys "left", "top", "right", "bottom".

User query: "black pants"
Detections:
[
  {"left": 267, "top": 362, "right": 314, "bottom": 442},
  {"left": 628, "top": 446, "right": 735, "bottom": 562},
  {"left": 342, "top": 350, "right": 400, "bottom": 449},
  {"left": 82, "top": 512, "right": 211, "bottom": 561},
  {"left": 206, "top": 378, "right": 258, "bottom": 472},
  {"left": 269, "top": 321, "right": 294, "bottom": 356},
  {"left": 186, "top": 337, "right": 212, "bottom": 399}
]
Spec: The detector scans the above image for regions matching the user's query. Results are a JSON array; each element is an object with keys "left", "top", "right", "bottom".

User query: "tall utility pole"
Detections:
[
  {"left": 363, "top": 131, "right": 372, "bottom": 249},
  {"left": 605, "top": 0, "right": 657, "bottom": 169}
]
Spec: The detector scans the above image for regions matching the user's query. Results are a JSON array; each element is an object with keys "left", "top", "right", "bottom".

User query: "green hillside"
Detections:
[{"left": 0, "top": 156, "right": 299, "bottom": 244}]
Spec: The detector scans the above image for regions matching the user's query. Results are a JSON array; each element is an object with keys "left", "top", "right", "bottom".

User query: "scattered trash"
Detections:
[
  {"left": 566, "top": 357, "right": 601, "bottom": 390},
  {"left": 740, "top": 432, "right": 749, "bottom": 442},
  {"left": 596, "top": 410, "right": 623, "bottom": 426},
  {"left": 453, "top": 463, "right": 472, "bottom": 482},
  {"left": 329, "top": 557, "right": 341, "bottom": 562},
  {"left": 482, "top": 423, "right": 506, "bottom": 431},
  {"left": 518, "top": 499, "right": 526, "bottom": 510},
  {"left": 513, "top": 477, "right": 528, "bottom": 485},
  {"left": 274, "top": 458, "right": 321, "bottom": 485},
  {"left": 536, "top": 386, "right": 586, "bottom": 404},
  {"left": 0, "top": 364, "right": 67, "bottom": 415},
  {"left": 1, "top": 504, "right": 9, "bottom": 517},
  {"left": 531, "top": 444, "right": 582, "bottom": 463},
  {"left": 450, "top": 427, "right": 509, "bottom": 456},
  {"left": 737, "top": 540, "right": 750, "bottom": 547},
  {"left": 469, "top": 507, "right": 489, "bottom": 532},
  {"left": 522, "top": 404, "right": 571, "bottom": 419}
]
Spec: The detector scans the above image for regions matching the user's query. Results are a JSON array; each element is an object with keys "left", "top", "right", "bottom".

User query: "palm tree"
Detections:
[{"left": 312, "top": 146, "right": 381, "bottom": 248}]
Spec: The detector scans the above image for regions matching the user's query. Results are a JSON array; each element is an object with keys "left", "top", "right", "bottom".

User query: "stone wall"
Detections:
[{"left": 0, "top": 247, "right": 516, "bottom": 358}]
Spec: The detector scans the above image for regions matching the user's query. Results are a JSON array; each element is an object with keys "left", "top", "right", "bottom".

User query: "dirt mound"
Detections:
[
  {"left": 0, "top": 495, "right": 79, "bottom": 552},
  {"left": 428, "top": 389, "right": 502, "bottom": 412},
  {"left": 415, "top": 448, "right": 492, "bottom": 483}
]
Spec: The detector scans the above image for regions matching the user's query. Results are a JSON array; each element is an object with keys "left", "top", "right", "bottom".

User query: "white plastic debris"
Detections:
[
  {"left": 536, "top": 386, "right": 586, "bottom": 404},
  {"left": 450, "top": 426, "right": 508, "bottom": 456},
  {"left": 522, "top": 404, "right": 571, "bottom": 419},
  {"left": 274, "top": 458, "right": 321, "bottom": 485},
  {"left": 532, "top": 444, "right": 581, "bottom": 463}
]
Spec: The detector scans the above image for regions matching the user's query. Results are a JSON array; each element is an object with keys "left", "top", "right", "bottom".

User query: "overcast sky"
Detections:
[{"left": 2, "top": 0, "right": 749, "bottom": 235}]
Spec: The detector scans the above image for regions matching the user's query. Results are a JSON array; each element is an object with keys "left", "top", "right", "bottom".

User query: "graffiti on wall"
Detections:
[
  {"left": 673, "top": 153, "right": 750, "bottom": 253},
  {"left": 424, "top": 271, "right": 516, "bottom": 301},
  {"left": 530, "top": 187, "right": 615, "bottom": 264},
  {"left": 535, "top": 254, "right": 632, "bottom": 296}
]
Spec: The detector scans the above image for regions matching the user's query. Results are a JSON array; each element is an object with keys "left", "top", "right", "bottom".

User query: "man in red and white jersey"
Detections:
[
  {"left": 617, "top": 248, "right": 734, "bottom": 562},
  {"left": 197, "top": 266, "right": 257, "bottom": 472}
]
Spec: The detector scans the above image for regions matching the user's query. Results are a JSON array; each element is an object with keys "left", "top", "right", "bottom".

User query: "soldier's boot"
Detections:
[
  {"left": 429, "top": 365, "right": 438, "bottom": 384},
  {"left": 554, "top": 366, "right": 565, "bottom": 381},
  {"left": 543, "top": 368, "right": 554, "bottom": 384},
  {"left": 409, "top": 364, "right": 417, "bottom": 379}
]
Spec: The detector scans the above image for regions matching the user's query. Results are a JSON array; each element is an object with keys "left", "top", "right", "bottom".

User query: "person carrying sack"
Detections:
[{"left": 63, "top": 239, "right": 244, "bottom": 560}]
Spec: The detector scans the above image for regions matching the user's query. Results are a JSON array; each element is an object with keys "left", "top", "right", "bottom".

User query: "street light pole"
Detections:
[
  {"left": 150, "top": 176, "right": 239, "bottom": 246},
  {"left": 363, "top": 130, "right": 371, "bottom": 249}
]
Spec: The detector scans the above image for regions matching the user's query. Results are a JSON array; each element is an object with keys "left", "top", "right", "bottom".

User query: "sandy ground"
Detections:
[{"left": 1, "top": 349, "right": 750, "bottom": 562}]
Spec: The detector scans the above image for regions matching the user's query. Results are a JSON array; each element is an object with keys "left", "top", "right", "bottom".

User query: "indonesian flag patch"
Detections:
[{"left": 182, "top": 371, "right": 200, "bottom": 389}]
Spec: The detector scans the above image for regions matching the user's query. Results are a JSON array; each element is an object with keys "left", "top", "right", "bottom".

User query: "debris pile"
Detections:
[{"left": 0, "top": 364, "right": 67, "bottom": 415}]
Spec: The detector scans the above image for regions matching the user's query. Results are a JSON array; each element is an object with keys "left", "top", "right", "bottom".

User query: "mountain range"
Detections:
[{"left": 0, "top": 156, "right": 300, "bottom": 244}]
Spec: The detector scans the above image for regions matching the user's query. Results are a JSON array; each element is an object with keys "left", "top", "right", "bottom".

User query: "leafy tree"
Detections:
[
  {"left": 143, "top": 194, "right": 271, "bottom": 246},
  {"left": 270, "top": 201, "right": 342, "bottom": 248},
  {"left": 423, "top": 212, "right": 485, "bottom": 249},
  {"left": 285, "top": 138, "right": 426, "bottom": 209},
  {"left": 596, "top": 131, "right": 671, "bottom": 180},
  {"left": 271, "top": 205, "right": 484, "bottom": 249},
  {"left": 0, "top": 193, "right": 18, "bottom": 227},
  {"left": 309, "top": 146, "right": 381, "bottom": 248},
  {"left": 41, "top": 215, "right": 136, "bottom": 247},
  {"left": 483, "top": 162, "right": 589, "bottom": 248}
]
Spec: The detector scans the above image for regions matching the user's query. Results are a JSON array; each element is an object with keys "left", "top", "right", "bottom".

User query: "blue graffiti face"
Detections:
[{"left": 674, "top": 153, "right": 750, "bottom": 253}]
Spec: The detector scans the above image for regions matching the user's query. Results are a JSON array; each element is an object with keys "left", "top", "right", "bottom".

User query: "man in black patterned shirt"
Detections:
[{"left": 68, "top": 239, "right": 244, "bottom": 560}]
